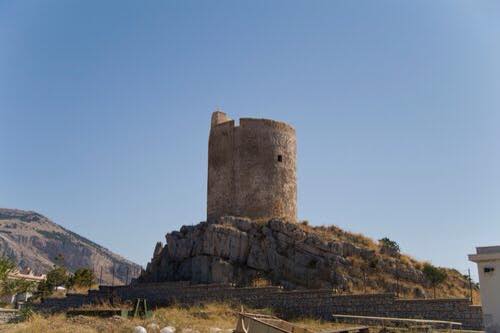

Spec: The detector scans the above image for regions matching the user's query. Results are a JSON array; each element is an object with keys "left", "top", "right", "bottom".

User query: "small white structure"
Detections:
[{"left": 469, "top": 246, "right": 500, "bottom": 333}]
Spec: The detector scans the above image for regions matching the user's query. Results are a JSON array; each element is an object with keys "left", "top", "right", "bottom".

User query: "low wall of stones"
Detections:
[
  {"left": 39, "top": 282, "right": 483, "bottom": 330},
  {"left": 0, "top": 308, "right": 20, "bottom": 323}
]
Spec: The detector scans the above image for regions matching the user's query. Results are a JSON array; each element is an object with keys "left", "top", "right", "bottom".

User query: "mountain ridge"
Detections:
[{"left": 0, "top": 208, "right": 141, "bottom": 285}]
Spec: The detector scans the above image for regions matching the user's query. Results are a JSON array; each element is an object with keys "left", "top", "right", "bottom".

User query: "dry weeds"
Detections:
[{"left": 0, "top": 303, "right": 270, "bottom": 333}]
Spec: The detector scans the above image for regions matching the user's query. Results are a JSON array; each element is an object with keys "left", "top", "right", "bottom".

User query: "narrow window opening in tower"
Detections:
[{"left": 277, "top": 155, "right": 283, "bottom": 162}]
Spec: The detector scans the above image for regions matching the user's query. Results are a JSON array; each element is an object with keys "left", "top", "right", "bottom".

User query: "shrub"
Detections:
[
  {"left": 68, "top": 268, "right": 95, "bottom": 289},
  {"left": 35, "top": 280, "right": 52, "bottom": 298},
  {"left": 0, "top": 257, "right": 15, "bottom": 282},
  {"left": 379, "top": 237, "right": 400, "bottom": 256},
  {"left": 37, "top": 266, "right": 69, "bottom": 297},
  {"left": 13, "top": 279, "right": 37, "bottom": 294},
  {"left": 46, "top": 266, "right": 69, "bottom": 288},
  {"left": 422, "top": 263, "right": 447, "bottom": 298},
  {"left": 19, "top": 306, "right": 35, "bottom": 322}
]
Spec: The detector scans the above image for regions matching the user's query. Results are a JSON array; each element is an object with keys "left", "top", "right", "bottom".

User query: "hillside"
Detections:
[
  {"left": 0, "top": 208, "right": 141, "bottom": 285},
  {"left": 139, "top": 216, "right": 478, "bottom": 299}
]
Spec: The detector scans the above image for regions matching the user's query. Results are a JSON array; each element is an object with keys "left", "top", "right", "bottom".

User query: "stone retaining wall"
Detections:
[
  {"left": 0, "top": 308, "right": 20, "bottom": 323},
  {"left": 40, "top": 282, "right": 483, "bottom": 330}
]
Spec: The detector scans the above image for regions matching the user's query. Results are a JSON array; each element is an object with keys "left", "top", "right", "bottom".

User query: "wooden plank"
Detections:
[
  {"left": 332, "top": 314, "right": 461, "bottom": 327},
  {"left": 66, "top": 309, "right": 123, "bottom": 318},
  {"left": 319, "top": 325, "right": 369, "bottom": 333},
  {"left": 236, "top": 312, "right": 317, "bottom": 333}
]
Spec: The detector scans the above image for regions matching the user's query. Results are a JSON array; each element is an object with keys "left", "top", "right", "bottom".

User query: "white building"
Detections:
[{"left": 469, "top": 246, "right": 500, "bottom": 333}]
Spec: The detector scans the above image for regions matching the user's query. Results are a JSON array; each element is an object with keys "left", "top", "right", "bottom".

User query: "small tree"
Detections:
[
  {"left": 14, "top": 279, "right": 37, "bottom": 294},
  {"left": 0, "top": 258, "right": 17, "bottom": 298},
  {"left": 46, "top": 266, "right": 69, "bottom": 288},
  {"left": 68, "top": 268, "right": 95, "bottom": 289},
  {"left": 36, "top": 266, "right": 69, "bottom": 298},
  {"left": 37, "top": 266, "right": 69, "bottom": 298},
  {"left": 379, "top": 237, "right": 400, "bottom": 256},
  {"left": 35, "top": 280, "right": 53, "bottom": 299},
  {"left": 0, "top": 257, "right": 15, "bottom": 282},
  {"left": 422, "top": 263, "right": 447, "bottom": 298}
]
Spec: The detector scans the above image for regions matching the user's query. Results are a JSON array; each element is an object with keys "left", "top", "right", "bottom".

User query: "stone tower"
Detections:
[{"left": 207, "top": 111, "right": 297, "bottom": 222}]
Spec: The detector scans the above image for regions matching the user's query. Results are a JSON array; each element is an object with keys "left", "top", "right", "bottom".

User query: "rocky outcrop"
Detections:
[
  {"left": 0, "top": 208, "right": 142, "bottom": 285},
  {"left": 138, "top": 217, "right": 438, "bottom": 294}
]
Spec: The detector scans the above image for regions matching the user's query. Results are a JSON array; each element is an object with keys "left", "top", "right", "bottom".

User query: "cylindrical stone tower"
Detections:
[{"left": 207, "top": 111, "right": 297, "bottom": 222}]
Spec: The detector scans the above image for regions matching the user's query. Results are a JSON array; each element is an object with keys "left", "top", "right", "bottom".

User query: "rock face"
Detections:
[
  {"left": 138, "top": 217, "right": 441, "bottom": 294},
  {"left": 0, "top": 208, "right": 141, "bottom": 285}
]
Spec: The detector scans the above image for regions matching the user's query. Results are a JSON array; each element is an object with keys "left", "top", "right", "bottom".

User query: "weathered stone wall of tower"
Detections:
[
  {"left": 207, "top": 116, "right": 235, "bottom": 220},
  {"left": 207, "top": 112, "right": 297, "bottom": 222},
  {"left": 234, "top": 118, "right": 297, "bottom": 221}
]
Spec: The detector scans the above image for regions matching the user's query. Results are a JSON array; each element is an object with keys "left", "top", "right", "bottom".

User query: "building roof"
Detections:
[
  {"left": 469, "top": 245, "right": 500, "bottom": 262},
  {"left": 7, "top": 269, "right": 46, "bottom": 282}
]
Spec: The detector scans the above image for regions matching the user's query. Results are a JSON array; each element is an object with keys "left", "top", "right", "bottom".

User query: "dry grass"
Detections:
[
  {"left": 219, "top": 218, "right": 477, "bottom": 300},
  {"left": 299, "top": 223, "right": 379, "bottom": 251},
  {"left": 0, "top": 303, "right": 273, "bottom": 333},
  {"left": 297, "top": 222, "right": 479, "bottom": 300},
  {"left": 151, "top": 303, "right": 241, "bottom": 332},
  {"left": 0, "top": 302, "right": 357, "bottom": 333}
]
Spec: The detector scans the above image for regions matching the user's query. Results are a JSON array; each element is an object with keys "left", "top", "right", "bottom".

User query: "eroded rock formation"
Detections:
[{"left": 137, "top": 217, "right": 441, "bottom": 294}]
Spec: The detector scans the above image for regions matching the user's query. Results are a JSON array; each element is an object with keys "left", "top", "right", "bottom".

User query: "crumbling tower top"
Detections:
[{"left": 211, "top": 110, "right": 231, "bottom": 127}]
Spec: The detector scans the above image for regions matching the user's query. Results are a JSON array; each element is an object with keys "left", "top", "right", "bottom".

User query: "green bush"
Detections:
[
  {"left": 0, "top": 257, "right": 15, "bottom": 282},
  {"left": 35, "top": 280, "right": 52, "bottom": 298},
  {"left": 68, "top": 268, "right": 95, "bottom": 288},
  {"left": 19, "top": 306, "right": 34, "bottom": 322},
  {"left": 422, "top": 263, "right": 447, "bottom": 298},
  {"left": 36, "top": 266, "right": 69, "bottom": 297},
  {"left": 379, "top": 237, "right": 400, "bottom": 255},
  {"left": 46, "top": 266, "right": 69, "bottom": 287}
]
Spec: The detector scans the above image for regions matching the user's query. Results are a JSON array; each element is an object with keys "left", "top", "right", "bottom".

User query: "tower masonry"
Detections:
[{"left": 207, "top": 111, "right": 297, "bottom": 222}]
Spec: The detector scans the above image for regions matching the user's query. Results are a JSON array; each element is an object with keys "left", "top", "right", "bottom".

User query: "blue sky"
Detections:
[{"left": 1, "top": 1, "right": 499, "bottom": 280}]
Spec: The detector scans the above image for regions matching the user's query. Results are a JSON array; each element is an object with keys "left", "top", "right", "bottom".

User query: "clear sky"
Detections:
[{"left": 1, "top": 1, "right": 499, "bottom": 280}]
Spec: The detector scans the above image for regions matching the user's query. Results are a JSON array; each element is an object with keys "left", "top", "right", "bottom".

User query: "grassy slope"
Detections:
[{"left": 299, "top": 222, "right": 479, "bottom": 300}]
